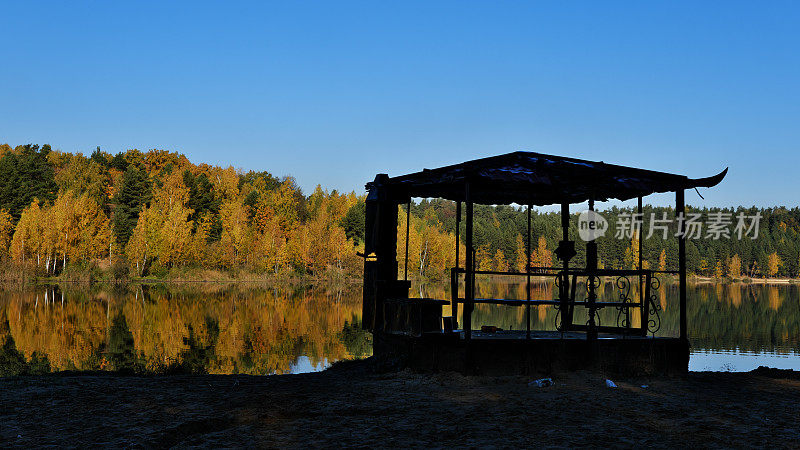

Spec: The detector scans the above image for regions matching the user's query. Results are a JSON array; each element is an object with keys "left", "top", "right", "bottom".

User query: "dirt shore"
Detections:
[{"left": 2, "top": 361, "right": 799, "bottom": 448}]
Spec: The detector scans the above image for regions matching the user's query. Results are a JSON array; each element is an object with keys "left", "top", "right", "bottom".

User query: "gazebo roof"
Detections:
[{"left": 370, "top": 151, "right": 727, "bottom": 205}]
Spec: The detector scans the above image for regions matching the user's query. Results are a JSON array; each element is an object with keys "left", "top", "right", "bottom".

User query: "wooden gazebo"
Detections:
[{"left": 362, "top": 152, "right": 726, "bottom": 374}]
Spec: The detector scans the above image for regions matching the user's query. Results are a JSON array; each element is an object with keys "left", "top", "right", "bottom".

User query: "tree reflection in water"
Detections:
[
  {"left": 415, "top": 278, "right": 800, "bottom": 356},
  {"left": 1, "top": 280, "right": 798, "bottom": 374},
  {"left": 0, "top": 283, "right": 371, "bottom": 375}
]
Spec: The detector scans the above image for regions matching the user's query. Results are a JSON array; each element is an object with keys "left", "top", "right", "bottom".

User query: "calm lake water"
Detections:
[{"left": 1, "top": 280, "right": 798, "bottom": 374}]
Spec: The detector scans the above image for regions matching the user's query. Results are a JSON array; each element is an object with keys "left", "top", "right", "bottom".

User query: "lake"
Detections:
[{"left": 1, "top": 280, "right": 798, "bottom": 374}]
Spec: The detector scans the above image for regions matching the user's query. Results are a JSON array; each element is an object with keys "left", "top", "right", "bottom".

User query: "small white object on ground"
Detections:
[
  {"left": 605, "top": 379, "right": 617, "bottom": 388},
  {"left": 529, "top": 378, "right": 554, "bottom": 387}
]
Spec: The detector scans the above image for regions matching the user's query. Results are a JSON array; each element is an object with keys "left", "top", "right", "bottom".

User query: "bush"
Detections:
[{"left": 112, "top": 258, "right": 130, "bottom": 281}]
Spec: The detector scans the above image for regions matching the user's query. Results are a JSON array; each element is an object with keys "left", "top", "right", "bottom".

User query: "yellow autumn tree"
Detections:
[
  {"left": 10, "top": 201, "right": 45, "bottom": 266},
  {"left": 714, "top": 260, "right": 724, "bottom": 279},
  {"left": 624, "top": 233, "right": 643, "bottom": 270},
  {"left": 71, "top": 193, "right": 111, "bottom": 263},
  {"left": 658, "top": 249, "right": 667, "bottom": 272},
  {"left": 493, "top": 249, "right": 509, "bottom": 272},
  {"left": 0, "top": 209, "right": 14, "bottom": 259},
  {"left": 187, "top": 213, "right": 212, "bottom": 266},
  {"left": 138, "top": 171, "right": 194, "bottom": 268},
  {"left": 767, "top": 252, "right": 782, "bottom": 278},
  {"left": 126, "top": 207, "right": 158, "bottom": 276},
  {"left": 219, "top": 199, "right": 250, "bottom": 268},
  {"left": 727, "top": 254, "right": 742, "bottom": 279},
  {"left": 514, "top": 234, "right": 527, "bottom": 273},
  {"left": 476, "top": 244, "right": 493, "bottom": 271},
  {"left": 531, "top": 236, "right": 552, "bottom": 272},
  {"left": 251, "top": 180, "right": 301, "bottom": 273}
]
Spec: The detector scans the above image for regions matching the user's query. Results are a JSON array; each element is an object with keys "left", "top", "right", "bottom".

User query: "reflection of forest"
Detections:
[
  {"left": 415, "top": 279, "right": 800, "bottom": 354},
  {"left": 2, "top": 281, "right": 798, "bottom": 375},
  {"left": 0, "top": 284, "right": 371, "bottom": 374}
]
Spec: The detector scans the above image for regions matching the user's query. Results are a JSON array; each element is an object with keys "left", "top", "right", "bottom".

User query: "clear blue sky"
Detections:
[{"left": 1, "top": 1, "right": 798, "bottom": 207}]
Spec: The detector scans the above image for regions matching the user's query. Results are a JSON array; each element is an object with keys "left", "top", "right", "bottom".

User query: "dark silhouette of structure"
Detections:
[{"left": 362, "top": 152, "right": 727, "bottom": 374}]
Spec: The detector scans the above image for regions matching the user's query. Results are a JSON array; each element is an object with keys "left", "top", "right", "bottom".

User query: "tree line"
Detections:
[
  {"left": 400, "top": 199, "right": 800, "bottom": 280},
  {"left": 0, "top": 144, "right": 366, "bottom": 278},
  {"left": 0, "top": 143, "right": 797, "bottom": 280}
]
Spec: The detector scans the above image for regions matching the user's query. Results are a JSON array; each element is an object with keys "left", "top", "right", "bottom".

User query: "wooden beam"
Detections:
[
  {"left": 636, "top": 196, "right": 642, "bottom": 331},
  {"left": 404, "top": 199, "right": 410, "bottom": 281},
  {"left": 464, "top": 184, "right": 474, "bottom": 340},
  {"left": 586, "top": 199, "right": 598, "bottom": 340},
  {"left": 526, "top": 204, "right": 532, "bottom": 339},
  {"left": 452, "top": 201, "right": 461, "bottom": 328},
  {"left": 560, "top": 202, "right": 573, "bottom": 330},
  {"left": 677, "top": 189, "right": 687, "bottom": 341}
]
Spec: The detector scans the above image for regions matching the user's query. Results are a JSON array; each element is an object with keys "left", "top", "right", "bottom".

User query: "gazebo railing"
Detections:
[{"left": 450, "top": 266, "right": 674, "bottom": 337}]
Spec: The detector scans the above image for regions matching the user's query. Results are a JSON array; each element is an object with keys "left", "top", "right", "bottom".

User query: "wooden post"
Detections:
[
  {"left": 560, "top": 202, "right": 573, "bottom": 330},
  {"left": 455, "top": 202, "right": 461, "bottom": 270},
  {"left": 677, "top": 189, "right": 687, "bottom": 341},
  {"left": 464, "top": 184, "right": 474, "bottom": 340},
  {"left": 526, "top": 204, "right": 532, "bottom": 340},
  {"left": 452, "top": 201, "right": 461, "bottom": 328},
  {"left": 586, "top": 199, "right": 598, "bottom": 340},
  {"left": 362, "top": 174, "right": 398, "bottom": 333},
  {"left": 404, "top": 199, "right": 411, "bottom": 281},
  {"left": 636, "top": 196, "right": 642, "bottom": 331}
]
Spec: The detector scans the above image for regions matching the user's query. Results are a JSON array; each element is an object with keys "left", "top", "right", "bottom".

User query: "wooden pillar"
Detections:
[
  {"left": 404, "top": 199, "right": 411, "bottom": 281},
  {"left": 677, "top": 189, "right": 687, "bottom": 341},
  {"left": 452, "top": 201, "right": 461, "bottom": 328},
  {"left": 586, "top": 199, "right": 598, "bottom": 340},
  {"left": 560, "top": 202, "right": 573, "bottom": 330},
  {"left": 362, "top": 174, "right": 398, "bottom": 333},
  {"left": 526, "top": 204, "right": 532, "bottom": 339},
  {"left": 635, "top": 196, "right": 642, "bottom": 331},
  {"left": 464, "top": 184, "right": 474, "bottom": 340}
]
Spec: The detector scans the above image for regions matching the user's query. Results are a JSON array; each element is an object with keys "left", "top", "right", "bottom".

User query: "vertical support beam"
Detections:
[
  {"left": 464, "top": 185, "right": 474, "bottom": 340},
  {"left": 643, "top": 271, "right": 652, "bottom": 336},
  {"left": 455, "top": 202, "right": 461, "bottom": 270},
  {"left": 560, "top": 202, "right": 573, "bottom": 330},
  {"left": 677, "top": 189, "right": 688, "bottom": 342},
  {"left": 635, "top": 196, "right": 642, "bottom": 331},
  {"left": 404, "top": 199, "right": 411, "bottom": 281},
  {"left": 362, "top": 174, "right": 398, "bottom": 333},
  {"left": 526, "top": 204, "right": 532, "bottom": 340},
  {"left": 586, "top": 199, "right": 598, "bottom": 340},
  {"left": 452, "top": 201, "right": 461, "bottom": 328}
]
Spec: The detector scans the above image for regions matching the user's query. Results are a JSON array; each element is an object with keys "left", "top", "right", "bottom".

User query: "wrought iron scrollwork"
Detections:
[
  {"left": 585, "top": 275, "right": 602, "bottom": 329},
  {"left": 553, "top": 272, "right": 564, "bottom": 331},
  {"left": 646, "top": 274, "right": 662, "bottom": 335},
  {"left": 588, "top": 275, "right": 602, "bottom": 291},
  {"left": 614, "top": 275, "right": 632, "bottom": 328}
]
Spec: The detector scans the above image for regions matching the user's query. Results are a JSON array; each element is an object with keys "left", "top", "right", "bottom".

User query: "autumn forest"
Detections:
[{"left": 1, "top": 143, "right": 799, "bottom": 282}]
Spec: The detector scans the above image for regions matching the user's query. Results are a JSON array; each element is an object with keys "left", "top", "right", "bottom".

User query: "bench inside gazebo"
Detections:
[{"left": 361, "top": 151, "right": 726, "bottom": 375}]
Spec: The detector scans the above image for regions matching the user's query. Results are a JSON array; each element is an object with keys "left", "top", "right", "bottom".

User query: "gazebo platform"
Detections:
[{"left": 375, "top": 331, "right": 689, "bottom": 376}]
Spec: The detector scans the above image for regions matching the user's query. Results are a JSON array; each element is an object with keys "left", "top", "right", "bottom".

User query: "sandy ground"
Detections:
[{"left": 2, "top": 361, "right": 799, "bottom": 448}]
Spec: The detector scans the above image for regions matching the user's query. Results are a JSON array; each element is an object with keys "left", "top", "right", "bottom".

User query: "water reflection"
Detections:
[
  {"left": 0, "top": 283, "right": 371, "bottom": 375},
  {"left": 1, "top": 280, "right": 799, "bottom": 374},
  {"left": 414, "top": 277, "right": 800, "bottom": 371}
]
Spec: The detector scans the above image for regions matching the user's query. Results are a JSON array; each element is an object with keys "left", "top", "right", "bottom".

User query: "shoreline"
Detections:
[{"left": 12, "top": 276, "right": 799, "bottom": 286}]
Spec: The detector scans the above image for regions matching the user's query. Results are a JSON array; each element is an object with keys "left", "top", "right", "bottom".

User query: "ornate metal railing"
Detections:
[{"left": 450, "top": 266, "right": 673, "bottom": 338}]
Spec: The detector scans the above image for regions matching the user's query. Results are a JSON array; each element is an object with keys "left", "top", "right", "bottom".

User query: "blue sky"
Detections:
[{"left": 1, "top": 1, "right": 798, "bottom": 207}]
